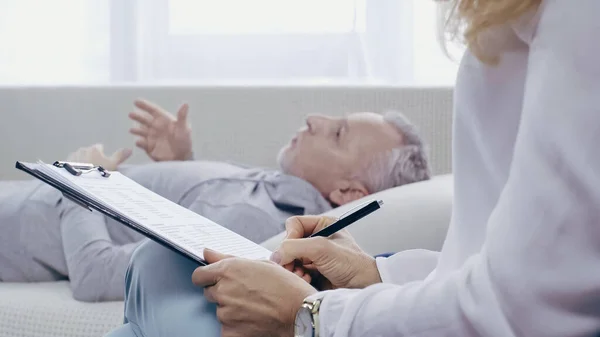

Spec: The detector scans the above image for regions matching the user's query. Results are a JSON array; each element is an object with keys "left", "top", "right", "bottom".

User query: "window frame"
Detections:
[{"left": 110, "top": 0, "right": 415, "bottom": 84}]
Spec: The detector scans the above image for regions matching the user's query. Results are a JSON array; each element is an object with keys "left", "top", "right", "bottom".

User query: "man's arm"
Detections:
[{"left": 59, "top": 200, "right": 143, "bottom": 302}]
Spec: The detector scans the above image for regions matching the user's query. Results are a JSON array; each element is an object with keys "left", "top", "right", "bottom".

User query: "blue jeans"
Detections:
[
  {"left": 104, "top": 240, "right": 221, "bottom": 337},
  {"left": 105, "top": 241, "right": 397, "bottom": 337}
]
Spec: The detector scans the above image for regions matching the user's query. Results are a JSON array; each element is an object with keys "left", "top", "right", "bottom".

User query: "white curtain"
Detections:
[{"left": 0, "top": 0, "right": 461, "bottom": 85}]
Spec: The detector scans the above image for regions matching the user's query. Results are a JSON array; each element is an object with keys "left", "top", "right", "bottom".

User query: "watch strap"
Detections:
[{"left": 305, "top": 293, "right": 326, "bottom": 337}]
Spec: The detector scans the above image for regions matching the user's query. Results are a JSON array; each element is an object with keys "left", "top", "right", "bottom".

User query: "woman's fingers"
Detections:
[
  {"left": 284, "top": 216, "right": 337, "bottom": 239},
  {"left": 272, "top": 237, "right": 333, "bottom": 266}
]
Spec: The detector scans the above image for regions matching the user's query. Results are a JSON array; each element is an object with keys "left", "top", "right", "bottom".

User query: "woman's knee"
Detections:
[
  {"left": 122, "top": 241, "right": 217, "bottom": 337},
  {"left": 128, "top": 240, "right": 159, "bottom": 271},
  {"left": 125, "top": 239, "right": 202, "bottom": 294},
  {"left": 129, "top": 239, "right": 199, "bottom": 272},
  {"left": 104, "top": 323, "right": 142, "bottom": 337}
]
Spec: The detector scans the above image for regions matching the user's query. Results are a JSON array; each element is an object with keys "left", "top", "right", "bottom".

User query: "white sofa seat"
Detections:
[
  {"left": 0, "top": 282, "right": 123, "bottom": 337},
  {"left": 0, "top": 175, "right": 453, "bottom": 337}
]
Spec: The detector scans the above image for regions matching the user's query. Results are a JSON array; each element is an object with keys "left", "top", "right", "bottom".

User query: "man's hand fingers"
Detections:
[
  {"left": 129, "top": 111, "right": 153, "bottom": 127},
  {"left": 135, "top": 139, "right": 149, "bottom": 151},
  {"left": 203, "top": 248, "right": 233, "bottom": 264},
  {"left": 110, "top": 148, "right": 132, "bottom": 166},
  {"left": 176, "top": 103, "right": 189, "bottom": 126},
  {"left": 83, "top": 147, "right": 92, "bottom": 162},
  {"left": 134, "top": 98, "right": 169, "bottom": 118},
  {"left": 93, "top": 143, "right": 104, "bottom": 154},
  {"left": 129, "top": 127, "right": 148, "bottom": 137}
]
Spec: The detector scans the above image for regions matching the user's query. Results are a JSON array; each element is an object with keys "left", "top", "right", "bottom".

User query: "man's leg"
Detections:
[{"left": 105, "top": 240, "right": 221, "bottom": 337}]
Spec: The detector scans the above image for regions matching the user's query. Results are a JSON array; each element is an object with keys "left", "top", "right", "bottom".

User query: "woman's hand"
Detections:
[
  {"left": 271, "top": 215, "right": 382, "bottom": 290},
  {"left": 192, "top": 249, "right": 316, "bottom": 337}
]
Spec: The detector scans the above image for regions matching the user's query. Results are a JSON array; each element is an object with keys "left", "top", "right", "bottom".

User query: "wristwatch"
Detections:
[{"left": 294, "top": 296, "right": 323, "bottom": 337}]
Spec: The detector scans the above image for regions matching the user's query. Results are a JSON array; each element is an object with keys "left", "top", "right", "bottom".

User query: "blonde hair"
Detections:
[{"left": 443, "top": 0, "right": 541, "bottom": 63}]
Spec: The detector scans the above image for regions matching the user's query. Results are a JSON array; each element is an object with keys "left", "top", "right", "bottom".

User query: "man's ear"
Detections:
[{"left": 328, "top": 180, "right": 369, "bottom": 206}]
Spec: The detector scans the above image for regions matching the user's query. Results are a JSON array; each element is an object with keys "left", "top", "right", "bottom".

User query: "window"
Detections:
[
  {"left": 412, "top": 0, "right": 463, "bottom": 86},
  {"left": 168, "top": 0, "right": 361, "bottom": 34},
  {"left": 0, "top": 0, "right": 110, "bottom": 84},
  {"left": 0, "top": 0, "right": 463, "bottom": 86}
]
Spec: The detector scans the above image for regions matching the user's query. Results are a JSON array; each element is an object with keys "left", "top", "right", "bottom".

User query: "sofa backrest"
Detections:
[{"left": 0, "top": 86, "right": 453, "bottom": 180}]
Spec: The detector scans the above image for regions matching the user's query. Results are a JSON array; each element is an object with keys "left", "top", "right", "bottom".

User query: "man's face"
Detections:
[{"left": 277, "top": 112, "right": 403, "bottom": 197}]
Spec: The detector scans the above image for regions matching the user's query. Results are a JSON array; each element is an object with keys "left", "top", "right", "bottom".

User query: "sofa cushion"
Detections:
[
  {"left": 0, "top": 175, "right": 453, "bottom": 337},
  {"left": 261, "top": 174, "right": 453, "bottom": 255},
  {"left": 0, "top": 281, "right": 122, "bottom": 337}
]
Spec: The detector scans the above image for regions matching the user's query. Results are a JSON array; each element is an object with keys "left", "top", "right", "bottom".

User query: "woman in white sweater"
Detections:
[{"left": 106, "top": 0, "right": 600, "bottom": 336}]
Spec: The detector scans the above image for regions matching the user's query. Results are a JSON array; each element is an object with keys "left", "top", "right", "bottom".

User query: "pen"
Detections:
[{"left": 309, "top": 199, "right": 383, "bottom": 238}]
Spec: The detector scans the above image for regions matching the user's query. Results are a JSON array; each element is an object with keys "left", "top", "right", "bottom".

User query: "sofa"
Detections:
[
  {"left": 0, "top": 86, "right": 454, "bottom": 336},
  {"left": 0, "top": 174, "right": 453, "bottom": 337}
]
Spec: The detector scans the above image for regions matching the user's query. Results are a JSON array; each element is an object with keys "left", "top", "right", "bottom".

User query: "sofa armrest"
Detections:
[{"left": 261, "top": 174, "right": 453, "bottom": 256}]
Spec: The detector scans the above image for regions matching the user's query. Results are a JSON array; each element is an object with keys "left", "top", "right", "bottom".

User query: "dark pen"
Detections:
[{"left": 309, "top": 199, "right": 383, "bottom": 238}]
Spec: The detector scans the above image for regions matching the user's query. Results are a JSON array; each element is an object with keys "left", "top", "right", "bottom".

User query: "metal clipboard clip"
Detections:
[{"left": 52, "top": 161, "right": 111, "bottom": 178}]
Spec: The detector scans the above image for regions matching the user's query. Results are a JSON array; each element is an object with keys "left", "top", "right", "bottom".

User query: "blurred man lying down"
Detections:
[{"left": 0, "top": 99, "right": 430, "bottom": 302}]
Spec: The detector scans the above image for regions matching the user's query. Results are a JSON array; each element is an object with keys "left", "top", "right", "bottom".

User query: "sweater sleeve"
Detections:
[
  {"left": 59, "top": 200, "right": 142, "bottom": 302},
  {"left": 316, "top": 1, "right": 600, "bottom": 336}
]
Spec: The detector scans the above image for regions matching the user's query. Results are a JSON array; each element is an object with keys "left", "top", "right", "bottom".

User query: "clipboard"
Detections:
[{"left": 15, "top": 161, "right": 208, "bottom": 266}]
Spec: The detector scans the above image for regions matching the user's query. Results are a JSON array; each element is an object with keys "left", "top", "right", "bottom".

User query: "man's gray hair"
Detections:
[{"left": 358, "top": 111, "right": 432, "bottom": 193}]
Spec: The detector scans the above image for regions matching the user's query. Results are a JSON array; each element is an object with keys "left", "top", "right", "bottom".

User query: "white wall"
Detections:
[{"left": 0, "top": 86, "right": 453, "bottom": 180}]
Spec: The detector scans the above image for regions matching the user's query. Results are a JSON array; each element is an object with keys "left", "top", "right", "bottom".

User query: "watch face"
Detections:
[{"left": 295, "top": 307, "right": 313, "bottom": 337}]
